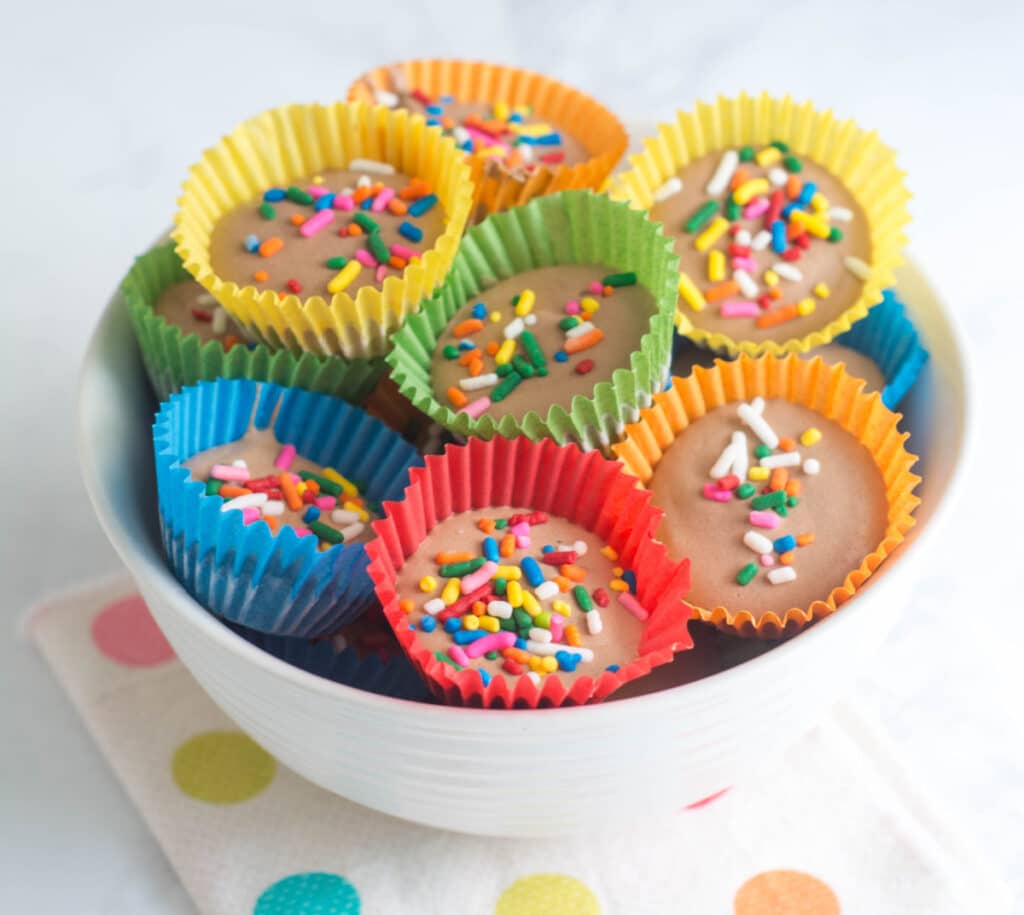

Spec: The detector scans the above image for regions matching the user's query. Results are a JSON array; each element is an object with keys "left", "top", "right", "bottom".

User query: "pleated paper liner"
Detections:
[
  {"left": 172, "top": 102, "right": 474, "bottom": 360},
  {"left": 347, "top": 59, "right": 628, "bottom": 219},
  {"left": 612, "top": 354, "right": 921, "bottom": 639},
  {"left": 608, "top": 93, "right": 911, "bottom": 357},
  {"left": 385, "top": 190, "right": 679, "bottom": 451},
  {"left": 123, "top": 243, "right": 386, "bottom": 404},
  {"left": 366, "top": 436, "right": 693, "bottom": 708},
  {"left": 154, "top": 378, "right": 423, "bottom": 638}
]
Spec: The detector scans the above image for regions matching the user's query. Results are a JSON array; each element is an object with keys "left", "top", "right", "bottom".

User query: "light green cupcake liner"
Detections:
[
  {"left": 384, "top": 190, "right": 679, "bottom": 450},
  {"left": 123, "top": 244, "right": 386, "bottom": 404}
]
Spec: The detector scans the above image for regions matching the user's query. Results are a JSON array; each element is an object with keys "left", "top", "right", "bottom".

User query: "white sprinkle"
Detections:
[
  {"left": 768, "top": 567, "right": 797, "bottom": 585},
  {"left": 743, "top": 531, "right": 774, "bottom": 554},
  {"left": 573, "top": 539, "right": 588, "bottom": 557},
  {"left": 803, "top": 458, "right": 821, "bottom": 475},
  {"left": 772, "top": 262, "right": 803, "bottom": 282},
  {"left": 738, "top": 401, "right": 779, "bottom": 448},
  {"left": 374, "top": 89, "right": 399, "bottom": 108},
  {"left": 424, "top": 598, "right": 446, "bottom": 615},
  {"left": 356, "top": 175, "right": 372, "bottom": 188},
  {"left": 262, "top": 500, "right": 285, "bottom": 517},
  {"left": 524, "top": 313, "right": 538, "bottom": 326},
  {"left": 828, "top": 206, "right": 853, "bottom": 222},
  {"left": 730, "top": 431, "right": 749, "bottom": 480},
  {"left": 231, "top": 459, "right": 248, "bottom": 469},
  {"left": 734, "top": 269, "right": 759, "bottom": 299},
  {"left": 503, "top": 317, "right": 525, "bottom": 339},
  {"left": 487, "top": 600, "right": 513, "bottom": 619},
  {"left": 331, "top": 633, "right": 348, "bottom": 652},
  {"left": 221, "top": 492, "right": 267, "bottom": 513},
  {"left": 844, "top": 256, "right": 871, "bottom": 280},
  {"left": 534, "top": 581, "right": 559, "bottom": 601},
  {"left": 518, "top": 143, "right": 534, "bottom": 163},
  {"left": 459, "top": 373, "right": 499, "bottom": 392},
  {"left": 341, "top": 186, "right": 354, "bottom": 196},
  {"left": 331, "top": 509, "right": 361, "bottom": 525},
  {"left": 527, "top": 671, "right": 542, "bottom": 686},
  {"left": 586, "top": 609, "right": 603, "bottom": 635},
  {"left": 706, "top": 149, "right": 739, "bottom": 196},
  {"left": 348, "top": 157, "right": 396, "bottom": 176},
  {"left": 526, "top": 640, "right": 594, "bottom": 662},
  {"left": 565, "top": 320, "right": 596, "bottom": 340},
  {"left": 710, "top": 442, "right": 737, "bottom": 479},
  {"left": 735, "top": 229, "right": 752, "bottom": 246},
  {"left": 528, "top": 627, "right": 552, "bottom": 643},
  {"left": 453, "top": 126, "right": 470, "bottom": 146},
  {"left": 751, "top": 397, "right": 765, "bottom": 414},
  {"left": 751, "top": 230, "right": 772, "bottom": 251},
  {"left": 197, "top": 292, "right": 216, "bottom": 306},
  {"left": 768, "top": 167, "right": 788, "bottom": 187},
  {"left": 760, "top": 451, "right": 802, "bottom": 469},
  {"left": 339, "top": 522, "right": 364, "bottom": 541},
  {"left": 653, "top": 176, "right": 683, "bottom": 203},
  {"left": 211, "top": 308, "right": 228, "bottom": 335}
]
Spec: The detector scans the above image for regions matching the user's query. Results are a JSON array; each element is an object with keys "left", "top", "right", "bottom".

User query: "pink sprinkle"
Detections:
[
  {"left": 241, "top": 508, "right": 260, "bottom": 524},
  {"left": 617, "top": 592, "right": 650, "bottom": 621},
  {"left": 702, "top": 483, "right": 732, "bottom": 503},
  {"left": 465, "top": 631, "right": 516, "bottom": 659},
  {"left": 549, "top": 614, "right": 565, "bottom": 642},
  {"left": 294, "top": 527, "right": 313, "bottom": 538},
  {"left": 390, "top": 243, "right": 419, "bottom": 260},
  {"left": 461, "top": 560, "right": 498, "bottom": 593},
  {"left": 332, "top": 194, "right": 355, "bottom": 211},
  {"left": 720, "top": 300, "right": 761, "bottom": 318},
  {"left": 375, "top": 265, "right": 388, "bottom": 283},
  {"left": 299, "top": 209, "right": 334, "bottom": 238},
  {"left": 210, "top": 464, "right": 250, "bottom": 482},
  {"left": 308, "top": 185, "right": 330, "bottom": 199},
  {"left": 371, "top": 187, "right": 395, "bottom": 212},
  {"left": 588, "top": 281, "right": 604, "bottom": 295},
  {"left": 459, "top": 396, "right": 491, "bottom": 419},
  {"left": 743, "top": 197, "right": 770, "bottom": 219},
  {"left": 515, "top": 535, "right": 531, "bottom": 549},
  {"left": 464, "top": 124, "right": 509, "bottom": 151},
  {"left": 355, "top": 248, "right": 378, "bottom": 268},
  {"left": 760, "top": 554, "right": 776, "bottom": 567},
  {"left": 565, "top": 299, "right": 581, "bottom": 315},
  {"left": 315, "top": 496, "right": 337, "bottom": 510},
  {"left": 510, "top": 522, "right": 531, "bottom": 536},
  {"left": 274, "top": 444, "right": 296, "bottom": 470},
  {"left": 749, "top": 510, "right": 781, "bottom": 529},
  {"left": 732, "top": 255, "right": 758, "bottom": 272},
  {"left": 289, "top": 472, "right": 302, "bottom": 483},
  {"left": 448, "top": 645, "right": 470, "bottom": 667}
]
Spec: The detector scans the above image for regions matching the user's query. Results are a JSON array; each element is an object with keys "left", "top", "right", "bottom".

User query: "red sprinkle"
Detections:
[
  {"left": 765, "top": 189, "right": 784, "bottom": 227},
  {"left": 411, "top": 88, "right": 432, "bottom": 107},
  {"left": 794, "top": 233, "right": 811, "bottom": 250},
  {"left": 575, "top": 359, "right": 595, "bottom": 375},
  {"left": 728, "top": 243, "right": 751, "bottom": 257},
  {"left": 540, "top": 550, "right": 577, "bottom": 566},
  {"left": 301, "top": 488, "right": 317, "bottom": 504},
  {"left": 286, "top": 278, "right": 303, "bottom": 294},
  {"left": 758, "top": 294, "right": 774, "bottom": 310},
  {"left": 528, "top": 511, "right": 548, "bottom": 525},
  {"left": 191, "top": 307, "right": 212, "bottom": 322},
  {"left": 437, "top": 584, "right": 493, "bottom": 622},
  {"left": 593, "top": 587, "right": 610, "bottom": 607},
  {"left": 540, "top": 151, "right": 565, "bottom": 165},
  {"left": 781, "top": 248, "right": 802, "bottom": 262},
  {"left": 717, "top": 473, "right": 740, "bottom": 490},
  {"left": 503, "top": 659, "right": 524, "bottom": 675}
]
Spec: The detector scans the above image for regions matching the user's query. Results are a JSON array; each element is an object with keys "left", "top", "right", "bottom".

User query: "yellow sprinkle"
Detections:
[
  {"left": 489, "top": 311, "right": 502, "bottom": 323},
  {"left": 418, "top": 576, "right": 437, "bottom": 593},
  {"left": 479, "top": 615, "right": 500, "bottom": 633},
  {"left": 494, "top": 101, "right": 510, "bottom": 121},
  {"left": 327, "top": 260, "right": 361, "bottom": 294},
  {"left": 507, "top": 580, "right": 523, "bottom": 608},
  {"left": 800, "top": 427, "right": 822, "bottom": 447},
  {"left": 494, "top": 565, "right": 522, "bottom": 580},
  {"left": 521, "top": 591, "right": 541, "bottom": 617},
  {"left": 580, "top": 296, "right": 600, "bottom": 314},
  {"left": 748, "top": 466, "right": 770, "bottom": 481},
  {"left": 755, "top": 146, "right": 782, "bottom": 167},
  {"left": 695, "top": 216, "right": 729, "bottom": 253},
  {"left": 600, "top": 545, "right": 618, "bottom": 561},
  {"left": 813, "top": 282, "right": 831, "bottom": 300},
  {"left": 343, "top": 501, "right": 369, "bottom": 522},
  {"left": 515, "top": 289, "right": 536, "bottom": 317},
  {"left": 529, "top": 656, "right": 543, "bottom": 672},
  {"left": 462, "top": 614, "right": 479, "bottom": 631},
  {"left": 790, "top": 210, "right": 830, "bottom": 238},
  {"left": 552, "top": 599, "right": 571, "bottom": 617},
  {"left": 708, "top": 249, "right": 725, "bottom": 283},
  {"left": 295, "top": 482, "right": 307, "bottom": 495},
  {"left": 797, "top": 298, "right": 816, "bottom": 316},
  {"left": 811, "top": 192, "right": 830, "bottom": 212},
  {"left": 479, "top": 146, "right": 506, "bottom": 158},
  {"left": 612, "top": 566, "right": 624, "bottom": 577},
  {"left": 322, "top": 467, "right": 358, "bottom": 497},
  {"left": 540, "top": 656, "right": 558, "bottom": 673},
  {"left": 513, "top": 104, "right": 532, "bottom": 117},
  {"left": 609, "top": 579, "right": 629, "bottom": 592},
  {"left": 312, "top": 175, "right": 324, "bottom": 185},
  {"left": 732, "top": 178, "right": 770, "bottom": 205},
  {"left": 513, "top": 121, "right": 551, "bottom": 137},
  {"left": 763, "top": 269, "right": 779, "bottom": 288},
  {"left": 677, "top": 272, "right": 706, "bottom": 312},
  {"left": 495, "top": 338, "right": 517, "bottom": 366},
  {"left": 442, "top": 578, "right": 461, "bottom": 606}
]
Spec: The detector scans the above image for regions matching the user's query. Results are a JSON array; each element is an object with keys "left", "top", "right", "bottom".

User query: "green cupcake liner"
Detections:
[
  {"left": 123, "top": 243, "right": 386, "bottom": 404},
  {"left": 384, "top": 190, "right": 679, "bottom": 450}
]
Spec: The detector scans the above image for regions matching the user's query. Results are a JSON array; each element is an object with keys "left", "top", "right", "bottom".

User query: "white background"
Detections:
[{"left": 2, "top": 1, "right": 1022, "bottom": 911}]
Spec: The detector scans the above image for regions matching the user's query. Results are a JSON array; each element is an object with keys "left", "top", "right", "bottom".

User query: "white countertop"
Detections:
[{"left": 2, "top": 1, "right": 1022, "bottom": 911}]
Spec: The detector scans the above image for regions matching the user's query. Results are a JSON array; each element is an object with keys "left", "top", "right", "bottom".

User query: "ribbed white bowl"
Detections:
[{"left": 78, "top": 261, "right": 969, "bottom": 837}]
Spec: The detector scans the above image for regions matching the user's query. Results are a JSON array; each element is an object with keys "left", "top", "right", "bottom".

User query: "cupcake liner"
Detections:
[
  {"left": 172, "top": 102, "right": 475, "bottom": 360},
  {"left": 385, "top": 190, "right": 679, "bottom": 451},
  {"left": 831, "top": 288, "right": 929, "bottom": 410},
  {"left": 612, "top": 353, "right": 921, "bottom": 639},
  {"left": 154, "top": 378, "right": 423, "bottom": 638},
  {"left": 123, "top": 243, "right": 386, "bottom": 403},
  {"left": 366, "top": 435, "right": 693, "bottom": 708},
  {"left": 348, "top": 59, "right": 628, "bottom": 219},
  {"left": 608, "top": 92, "right": 911, "bottom": 357}
]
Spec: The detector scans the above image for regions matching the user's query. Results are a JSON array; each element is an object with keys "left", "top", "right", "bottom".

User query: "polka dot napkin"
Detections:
[{"left": 29, "top": 574, "right": 1009, "bottom": 915}]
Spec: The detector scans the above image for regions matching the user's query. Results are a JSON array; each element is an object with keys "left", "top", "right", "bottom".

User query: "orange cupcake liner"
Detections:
[
  {"left": 612, "top": 353, "right": 921, "bottom": 638},
  {"left": 348, "top": 59, "right": 628, "bottom": 219}
]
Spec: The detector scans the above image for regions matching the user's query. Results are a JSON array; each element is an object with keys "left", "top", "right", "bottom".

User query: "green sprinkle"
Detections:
[
  {"left": 783, "top": 155, "right": 802, "bottom": 174},
  {"left": 297, "top": 470, "right": 342, "bottom": 497},
  {"left": 353, "top": 212, "right": 379, "bottom": 233},
  {"left": 326, "top": 255, "right": 348, "bottom": 269},
  {"left": 286, "top": 186, "right": 314, "bottom": 205},
  {"left": 513, "top": 607, "right": 532, "bottom": 629},
  {"left": 533, "top": 611, "right": 552, "bottom": 629},
  {"left": 828, "top": 227, "right": 843, "bottom": 243},
  {"left": 498, "top": 617, "right": 516, "bottom": 632},
  {"left": 309, "top": 521, "right": 343, "bottom": 544},
  {"left": 496, "top": 363, "right": 514, "bottom": 377},
  {"left": 771, "top": 140, "right": 790, "bottom": 153},
  {"left": 435, "top": 651, "right": 462, "bottom": 670},
  {"left": 494, "top": 519, "right": 508, "bottom": 529},
  {"left": 736, "top": 563, "right": 758, "bottom": 586},
  {"left": 366, "top": 231, "right": 390, "bottom": 264},
  {"left": 559, "top": 316, "right": 581, "bottom": 331},
  {"left": 205, "top": 479, "right": 222, "bottom": 496},
  {"left": 519, "top": 330, "right": 547, "bottom": 371},
  {"left": 602, "top": 271, "right": 636, "bottom": 287},
  {"left": 511, "top": 293, "right": 520, "bottom": 306},
  {"left": 512, "top": 355, "right": 535, "bottom": 378},
  {"left": 684, "top": 200, "right": 719, "bottom": 233},
  {"left": 442, "top": 345, "right": 460, "bottom": 360},
  {"left": 750, "top": 490, "right": 787, "bottom": 511},
  {"left": 493, "top": 577, "right": 507, "bottom": 596},
  {"left": 735, "top": 482, "right": 756, "bottom": 499},
  {"left": 484, "top": 650, "right": 500, "bottom": 660},
  {"left": 573, "top": 585, "right": 593, "bottom": 612},
  {"left": 725, "top": 199, "right": 742, "bottom": 221},
  {"left": 439, "top": 557, "right": 487, "bottom": 577},
  {"left": 776, "top": 504, "right": 788, "bottom": 517},
  {"left": 739, "top": 145, "right": 756, "bottom": 162},
  {"left": 259, "top": 202, "right": 276, "bottom": 220},
  {"left": 787, "top": 496, "right": 799, "bottom": 508},
  {"left": 754, "top": 444, "right": 772, "bottom": 459},
  {"left": 491, "top": 372, "right": 523, "bottom": 403}
]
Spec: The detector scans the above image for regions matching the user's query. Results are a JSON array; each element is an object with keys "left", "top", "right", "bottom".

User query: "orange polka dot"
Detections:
[{"left": 734, "top": 870, "right": 840, "bottom": 915}]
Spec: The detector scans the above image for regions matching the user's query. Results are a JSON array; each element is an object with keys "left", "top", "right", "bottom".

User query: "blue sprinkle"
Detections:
[
  {"left": 361, "top": 196, "right": 375, "bottom": 210},
  {"left": 440, "top": 94, "right": 454, "bottom": 104},
  {"left": 408, "top": 193, "right": 438, "bottom": 217},
  {"left": 243, "top": 234, "right": 260, "bottom": 253},
  {"left": 302, "top": 506, "right": 321, "bottom": 523},
  {"left": 622, "top": 569, "right": 637, "bottom": 595},
  {"left": 554, "top": 351, "right": 568, "bottom": 363},
  {"left": 425, "top": 117, "right": 440, "bottom": 127},
  {"left": 514, "top": 637, "right": 527, "bottom": 651},
  {"left": 458, "top": 340, "right": 476, "bottom": 351},
  {"left": 409, "top": 623, "right": 416, "bottom": 630},
  {"left": 520, "top": 133, "right": 561, "bottom": 146},
  {"left": 770, "top": 219, "right": 787, "bottom": 254},
  {"left": 398, "top": 220, "right": 423, "bottom": 243},
  {"left": 454, "top": 630, "right": 488, "bottom": 645},
  {"left": 508, "top": 112, "right": 523, "bottom": 123},
  {"left": 483, "top": 537, "right": 499, "bottom": 562},
  {"left": 263, "top": 188, "right": 286, "bottom": 202},
  {"left": 419, "top": 616, "right": 437, "bottom": 633},
  {"left": 773, "top": 534, "right": 797, "bottom": 554},
  {"left": 797, "top": 181, "right": 817, "bottom": 207},
  {"left": 471, "top": 302, "right": 487, "bottom": 319},
  {"left": 541, "top": 544, "right": 555, "bottom": 554},
  {"left": 606, "top": 664, "right": 620, "bottom": 672},
  {"left": 479, "top": 668, "right": 492, "bottom": 687},
  {"left": 425, "top": 104, "right": 444, "bottom": 115},
  {"left": 459, "top": 140, "right": 473, "bottom": 152},
  {"left": 521, "top": 556, "right": 544, "bottom": 588},
  {"left": 443, "top": 618, "right": 461, "bottom": 634},
  {"left": 314, "top": 193, "right": 335, "bottom": 211},
  {"left": 555, "top": 650, "right": 580, "bottom": 672},
  {"left": 781, "top": 202, "right": 801, "bottom": 220}
]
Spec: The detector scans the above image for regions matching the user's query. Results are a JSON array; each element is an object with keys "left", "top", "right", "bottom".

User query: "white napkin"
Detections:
[{"left": 29, "top": 574, "right": 1009, "bottom": 915}]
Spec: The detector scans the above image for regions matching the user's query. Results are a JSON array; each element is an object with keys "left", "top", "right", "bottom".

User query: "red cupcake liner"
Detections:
[{"left": 366, "top": 436, "right": 693, "bottom": 708}]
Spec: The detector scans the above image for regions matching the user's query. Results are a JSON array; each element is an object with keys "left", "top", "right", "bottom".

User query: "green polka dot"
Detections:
[
  {"left": 172, "top": 731, "right": 276, "bottom": 804},
  {"left": 255, "top": 873, "right": 360, "bottom": 914},
  {"left": 496, "top": 873, "right": 600, "bottom": 915}
]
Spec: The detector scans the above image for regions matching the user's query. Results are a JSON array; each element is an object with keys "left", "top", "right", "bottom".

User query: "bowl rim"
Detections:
[{"left": 77, "top": 256, "right": 973, "bottom": 727}]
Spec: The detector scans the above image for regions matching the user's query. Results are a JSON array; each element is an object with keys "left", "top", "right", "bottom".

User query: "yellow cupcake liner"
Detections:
[
  {"left": 348, "top": 60, "right": 628, "bottom": 219},
  {"left": 172, "top": 102, "right": 475, "bottom": 360},
  {"left": 608, "top": 93, "right": 911, "bottom": 357},
  {"left": 612, "top": 353, "right": 920, "bottom": 639}
]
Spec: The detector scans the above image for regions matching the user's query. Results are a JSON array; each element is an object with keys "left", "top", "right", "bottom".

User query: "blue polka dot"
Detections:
[{"left": 255, "top": 873, "right": 360, "bottom": 914}]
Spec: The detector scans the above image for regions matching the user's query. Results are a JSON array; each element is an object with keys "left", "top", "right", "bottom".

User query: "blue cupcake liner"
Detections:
[{"left": 154, "top": 378, "right": 423, "bottom": 638}]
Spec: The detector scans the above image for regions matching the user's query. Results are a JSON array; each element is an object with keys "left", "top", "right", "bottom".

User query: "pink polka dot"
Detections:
[
  {"left": 91, "top": 595, "right": 175, "bottom": 667},
  {"left": 682, "top": 787, "right": 732, "bottom": 811}
]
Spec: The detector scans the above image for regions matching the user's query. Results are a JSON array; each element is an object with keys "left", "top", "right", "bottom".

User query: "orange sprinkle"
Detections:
[
  {"left": 756, "top": 303, "right": 799, "bottom": 329},
  {"left": 603, "top": 285, "right": 613, "bottom": 296},
  {"left": 277, "top": 292, "right": 287, "bottom": 301},
  {"left": 779, "top": 551, "right": 796, "bottom": 566},
  {"left": 503, "top": 647, "right": 530, "bottom": 664},
  {"left": 505, "top": 149, "right": 524, "bottom": 169},
  {"left": 305, "top": 479, "right": 320, "bottom": 495},
  {"left": 796, "top": 532, "right": 815, "bottom": 547},
  {"left": 258, "top": 237, "right": 283, "bottom": 257},
  {"left": 223, "top": 334, "right": 241, "bottom": 351},
  {"left": 554, "top": 575, "right": 572, "bottom": 592},
  {"left": 778, "top": 437, "right": 797, "bottom": 452},
  {"left": 386, "top": 198, "right": 408, "bottom": 216},
  {"left": 399, "top": 178, "right": 431, "bottom": 200},
  {"left": 468, "top": 359, "right": 483, "bottom": 377},
  {"left": 785, "top": 479, "right": 803, "bottom": 498},
  {"left": 289, "top": 214, "right": 305, "bottom": 227},
  {"left": 769, "top": 287, "right": 783, "bottom": 300},
  {"left": 457, "top": 350, "right": 478, "bottom": 366},
  {"left": 485, "top": 341, "right": 500, "bottom": 356},
  {"left": 560, "top": 564, "right": 586, "bottom": 582},
  {"left": 435, "top": 551, "right": 475, "bottom": 564},
  {"left": 399, "top": 599, "right": 414, "bottom": 614},
  {"left": 353, "top": 183, "right": 382, "bottom": 204},
  {"left": 253, "top": 270, "right": 269, "bottom": 283},
  {"left": 446, "top": 386, "right": 467, "bottom": 409},
  {"left": 279, "top": 472, "right": 302, "bottom": 511},
  {"left": 730, "top": 167, "right": 749, "bottom": 191},
  {"left": 499, "top": 534, "right": 516, "bottom": 557},
  {"left": 263, "top": 515, "right": 281, "bottom": 534},
  {"left": 563, "top": 327, "right": 604, "bottom": 354},
  {"left": 477, "top": 518, "right": 496, "bottom": 534},
  {"left": 769, "top": 468, "right": 788, "bottom": 491},
  {"left": 440, "top": 116, "right": 456, "bottom": 130},
  {"left": 565, "top": 625, "right": 583, "bottom": 647},
  {"left": 388, "top": 256, "right": 407, "bottom": 270},
  {"left": 453, "top": 318, "right": 485, "bottom": 338},
  {"left": 482, "top": 118, "right": 506, "bottom": 134},
  {"left": 347, "top": 223, "right": 363, "bottom": 237},
  {"left": 786, "top": 175, "right": 802, "bottom": 199},
  {"left": 471, "top": 601, "right": 486, "bottom": 616},
  {"left": 218, "top": 484, "right": 250, "bottom": 499},
  {"left": 705, "top": 280, "right": 740, "bottom": 303},
  {"left": 787, "top": 221, "right": 804, "bottom": 241}
]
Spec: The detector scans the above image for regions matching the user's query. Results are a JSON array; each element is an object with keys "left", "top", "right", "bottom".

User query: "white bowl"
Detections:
[{"left": 78, "top": 260, "right": 969, "bottom": 837}]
